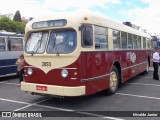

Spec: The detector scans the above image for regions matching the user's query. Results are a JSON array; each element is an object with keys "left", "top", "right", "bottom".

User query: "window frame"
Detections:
[
  {"left": 8, "top": 38, "right": 23, "bottom": 51},
  {"left": 113, "top": 29, "right": 121, "bottom": 50},
  {"left": 0, "top": 37, "right": 6, "bottom": 51},
  {"left": 25, "top": 31, "right": 49, "bottom": 54},
  {"left": 81, "top": 24, "right": 93, "bottom": 48},
  {"left": 128, "top": 33, "right": 133, "bottom": 49},
  {"left": 47, "top": 29, "right": 77, "bottom": 54},
  {"left": 94, "top": 25, "right": 108, "bottom": 50},
  {"left": 121, "top": 32, "right": 127, "bottom": 50}
]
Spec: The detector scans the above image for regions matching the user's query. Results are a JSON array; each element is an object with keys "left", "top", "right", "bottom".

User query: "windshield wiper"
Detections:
[
  {"left": 55, "top": 43, "right": 60, "bottom": 56},
  {"left": 52, "top": 34, "right": 60, "bottom": 56},
  {"left": 31, "top": 39, "right": 42, "bottom": 55},
  {"left": 54, "top": 40, "right": 65, "bottom": 56}
]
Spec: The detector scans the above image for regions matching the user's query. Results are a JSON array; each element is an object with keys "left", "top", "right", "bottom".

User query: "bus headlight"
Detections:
[
  {"left": 61, "top": 69, "right": 69, "bottom": 78},
  {"left": 27, "top": 68, "right": 33, "bottom": 75}
]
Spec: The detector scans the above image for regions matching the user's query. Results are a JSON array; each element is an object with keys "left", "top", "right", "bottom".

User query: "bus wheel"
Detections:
[
  {"left": 143, "top": 61, "right": 149, "bottom": 75},
  {"left": 106, "top": 66, "right": 119, "bottom": 95},
  {"left": 145, "top": 61, "right": 149, "bottom": 74}
]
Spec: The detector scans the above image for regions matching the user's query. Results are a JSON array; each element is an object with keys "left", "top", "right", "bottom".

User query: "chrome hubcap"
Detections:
[{"left": 110, "top": 71, "right": 117, "bottom": 90}]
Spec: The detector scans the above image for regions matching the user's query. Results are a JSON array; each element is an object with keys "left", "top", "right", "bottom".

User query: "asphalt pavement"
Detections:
[{"left": 0, "top": 67, "right": 160, "bottom": 120}]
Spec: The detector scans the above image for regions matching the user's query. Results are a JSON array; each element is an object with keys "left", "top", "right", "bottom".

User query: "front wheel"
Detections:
[{"left": 106, "top": 66, "right": 119, "bottom": 95}]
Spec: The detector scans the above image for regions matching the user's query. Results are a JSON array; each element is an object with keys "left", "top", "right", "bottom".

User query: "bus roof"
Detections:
[
  {"left": 26, "top": 12, "right": 151, "bottom": 38},
  {"left": 0, "top": 32, "right": 24, "bottom": 37}
]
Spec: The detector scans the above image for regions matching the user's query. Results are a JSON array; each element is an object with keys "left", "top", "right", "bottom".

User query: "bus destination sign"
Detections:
[{"left": 32, "top": 19, "right": 67, "bottom": 29}]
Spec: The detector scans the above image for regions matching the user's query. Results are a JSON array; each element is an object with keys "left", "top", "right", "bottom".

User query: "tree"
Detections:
[
  {"left": 15, "top": 21, "right": 25, "bottom": 34},
  {"left": 13, "top": 10, "right": 22, "bottom": 22},
  {"left": 0, "top": 17, "right": 25, "bottom": 33},
  {"left": 0, "top": 17, "right": 16, "bottom": 32}
]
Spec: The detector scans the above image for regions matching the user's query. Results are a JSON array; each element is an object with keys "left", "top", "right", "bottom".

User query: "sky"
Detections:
[{"left": 0, "top": 0, "right": 160, "bottom": 35}]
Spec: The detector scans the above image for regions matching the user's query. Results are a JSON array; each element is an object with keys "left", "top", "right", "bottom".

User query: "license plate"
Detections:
[{"left": 36, "top": 85, "right": 47, "bottom": 91}]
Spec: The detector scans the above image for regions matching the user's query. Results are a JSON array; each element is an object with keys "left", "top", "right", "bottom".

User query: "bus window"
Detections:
[
  {"left": 133, "top": 35, "right": 137, "bottom": 49},
  {"left": 143, "top": 37, "right": 146, "bottom": 49},
  {"left": 113, "top": 30, "right": 120, "bottom": 50},
  {"left": 26, "top": 32, "right": 48, "bottom": 54},
  {"left": 147, "top": 38, "right": 152, "bottom": 49},
  {"left": 47, "top": 29, "right": 76, "bottom": 54},
  {"left": 121, "top": 32, "right": 127, "bottom": 49},
  {"left": 9, "top": 38, "right": 23, "bottom": 51},
  {"left": 0, "top": 37, "right": 6, "bottom": 51},
  {"left": 137, "top": 36, "right": 141, "bottom": 49},
  {"left": 94, "top": 26, "right": 108, "bottom": 50},
  {"left": 128, "top": 33, "right": 133, "bottom": 49},
  {"left": 81, "top": 25, "right": 93, "bottom": 47}
]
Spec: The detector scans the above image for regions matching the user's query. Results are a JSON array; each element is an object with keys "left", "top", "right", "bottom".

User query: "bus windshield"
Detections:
[
  {"left": 25, "top": 32, "right": 48, "bottom": 54},
  {"left": 47, "top": 29, "right": 77, "bottom": 54},
  {"left": 25, "top": 29, "right": 76, "bottom": 54}
]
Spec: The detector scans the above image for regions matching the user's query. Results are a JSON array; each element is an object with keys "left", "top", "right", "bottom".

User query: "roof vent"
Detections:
[{"left": 123, "top": 22, "right": 132, "bottom": 27}]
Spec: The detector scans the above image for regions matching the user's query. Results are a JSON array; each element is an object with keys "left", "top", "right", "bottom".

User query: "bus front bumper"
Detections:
[{"left": 21, "top": 82, "right": 85, "bottom": 96}]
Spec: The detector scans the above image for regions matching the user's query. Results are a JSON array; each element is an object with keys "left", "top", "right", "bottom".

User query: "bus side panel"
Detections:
[
  {"left": 81, "top": 52, "right": 112, "bottom": 95},
  {"left": 136, "top": 50, "right": 147, "bottom": 74},
  {"left": 0, "top": 59, "right": 17, "bottom": 76},
  {"left": 81, "top": 51, "right": 136, "bottom": 95},
  {"left": 120, "top": 51, "right": 132, "bottom": 82},
  {"left": 8, "top": 58, "right": 17, "bottom": 74},
  {"left": 0, "top": 51, "right": 23, "bottom": 77},
  {"left": 122, "top": 50, "right": 152, "bottom": 82},
  {"left": 0, "top": 59, "right": 8, "bottom": 75},
  {"left": 24, "top": 50, "right": 152, "bottom": 96}
]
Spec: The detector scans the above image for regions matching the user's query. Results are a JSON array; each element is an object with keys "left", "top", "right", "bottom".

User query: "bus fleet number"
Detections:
[{"left": 42, "top": 62, "right": 51, "bottom": 67}]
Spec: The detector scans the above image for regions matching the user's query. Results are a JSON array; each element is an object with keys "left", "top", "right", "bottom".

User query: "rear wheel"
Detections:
[
  {"left": 106, "top": 66, "right": 119, "bottom": 95},
  {"left": 143, "top": 61, "right": 149, "bottom": 75},
  {"left": 145, "top": 61, "right": 149, "bottom": 74}
]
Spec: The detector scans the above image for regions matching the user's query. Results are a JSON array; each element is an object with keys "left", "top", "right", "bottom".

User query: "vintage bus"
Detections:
[
  {"left": 21, "top": 12, "right": 153, "bottom": 96},
  {"left": 0, "top": 32, "right": 24, "bottom": 77}
]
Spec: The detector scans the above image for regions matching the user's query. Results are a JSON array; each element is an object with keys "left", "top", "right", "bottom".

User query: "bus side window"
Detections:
[
  {"left": 121, "top": 32, "right": 127, "bottom": 49},
  {"left": 10, "top": 38, "right": 23, "bottom": 51},
  {"left": 81, "top": 25, "right": 93, "bottom": 47},
  {"left": 7, "top": 39, "right": 11, "bottom": 51},
  {"left": 0, "top": 37, "right": 6, "bottom": 51},
  {"left": 137, "top": 36, "right": 141, "bottom": 49},
  {"left": 133, "top": 35, "right": 137, "bottom": 49},
  {"left": 94, "top": 26, "right": 108, "bottom": 50},
  {"left": 147, "top": 38, "right": 152, "bottom": 49},
  {"left": 128, "top": 33, "right": 133, "bottom": 49},
  {"left": 143, "top": 37, "right": 146, "bottom": 49},
  {"left": 113, "top": 30, "right": 121, "bottom": 50}
]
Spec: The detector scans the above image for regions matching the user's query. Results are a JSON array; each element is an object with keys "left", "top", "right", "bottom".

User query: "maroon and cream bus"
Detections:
[{"left": 21, "top": 12, "right": 153, "bottom": 96}]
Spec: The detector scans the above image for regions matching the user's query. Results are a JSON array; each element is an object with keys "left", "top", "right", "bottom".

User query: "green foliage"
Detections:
[
  {"left": 0, "top": 17, "right": 25, "bottom": 33},
  {"left": 15, "top": 21, "right": 25, "bottom": 33},
  {"left": 13, "top": 10, "right": 22, "bottom": 22}
]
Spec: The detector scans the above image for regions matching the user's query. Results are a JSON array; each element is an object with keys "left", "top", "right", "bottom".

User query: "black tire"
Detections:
[
  {"left": 145, "top": 61, "right": 149, "bottom": 74},
  {"left": 106, "top": 66, "right": 119, "bottom": 95},
  {"left": 142, "top": 61, "right": 149, "bottom": 75}
]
